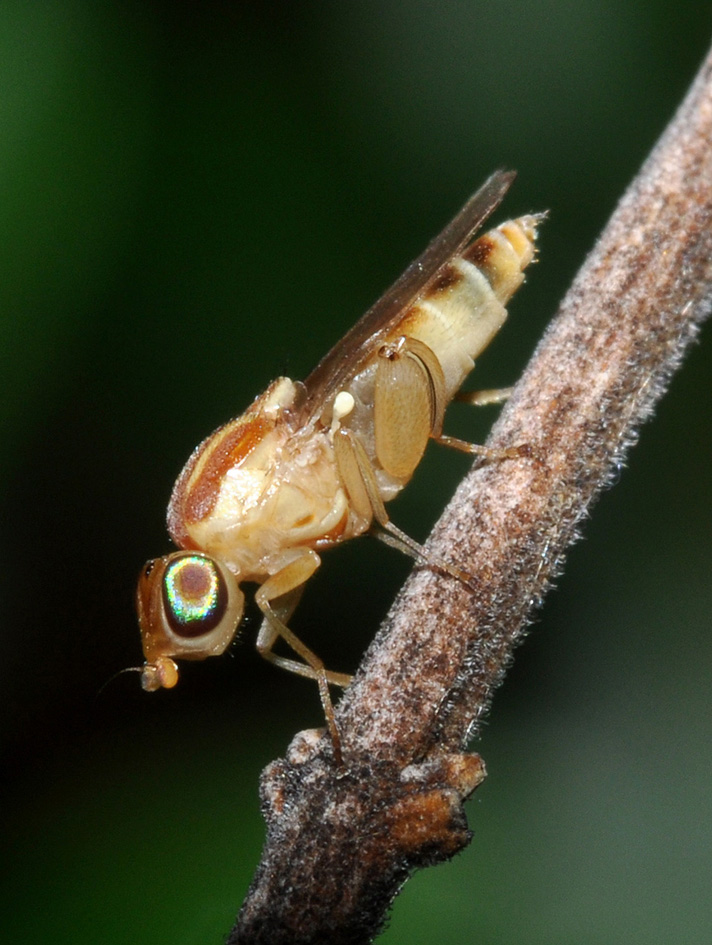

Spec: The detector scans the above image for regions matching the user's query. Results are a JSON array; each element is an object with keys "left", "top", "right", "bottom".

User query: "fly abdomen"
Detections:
[
  {"left": 394, "top": 214, "right": 543, "bottom": 401},
  {"left": 463, "top": 214, "right": 543, "bottom": 304}
]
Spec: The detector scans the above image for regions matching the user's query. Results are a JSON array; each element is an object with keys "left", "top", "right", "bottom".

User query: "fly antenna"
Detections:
[{"left": 95, "top": 665, "right": 143, "bottom": 698}]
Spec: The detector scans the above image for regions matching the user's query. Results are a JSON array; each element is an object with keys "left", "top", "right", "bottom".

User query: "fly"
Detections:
[{"left": 134, "top": 170, "right": 545, "bottom": 764}]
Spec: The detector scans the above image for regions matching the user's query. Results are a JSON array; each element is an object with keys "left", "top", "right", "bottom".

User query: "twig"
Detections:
[{"left": 229, "top": 43, "right": 712, "bottom": 945}]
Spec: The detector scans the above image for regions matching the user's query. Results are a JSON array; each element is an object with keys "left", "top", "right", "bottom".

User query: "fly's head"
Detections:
[{"left": 135, "top": 551, "right": 245, "bottom": 691}]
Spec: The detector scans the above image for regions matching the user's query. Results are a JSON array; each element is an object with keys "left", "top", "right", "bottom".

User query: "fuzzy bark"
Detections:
[{"left": 229, "top": 44, "right": 712, "bottom": 945}]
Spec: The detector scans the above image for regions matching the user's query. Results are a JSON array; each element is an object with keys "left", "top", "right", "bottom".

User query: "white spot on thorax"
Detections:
[{"left": 330, "top": 390, "right": 355, "bottom": 435}]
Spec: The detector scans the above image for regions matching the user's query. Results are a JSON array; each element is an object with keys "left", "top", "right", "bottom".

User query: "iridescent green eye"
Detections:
[{"left": 162, "top": 554, "right": 228, "bottom": 638}]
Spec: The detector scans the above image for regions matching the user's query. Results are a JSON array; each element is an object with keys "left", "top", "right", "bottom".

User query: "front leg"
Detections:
[{"left": 255, "top": 550, "right": 351, "bottom": 765}]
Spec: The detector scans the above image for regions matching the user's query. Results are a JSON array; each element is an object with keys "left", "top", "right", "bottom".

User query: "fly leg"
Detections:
[
  {"left": 444, "top": 386, "right": 531, "bottom": 459},
  {"left": 455, "top": 387, "right": 513, "bottom": 406},
  {"left": 255, "top": 549, "right": 352, "bottom": 766},
  {"left": 373, "top": 335, "right": 523, "bottom": 464},
  {"left": 333, "top": 424, "right": 475, "bottom": 589},
  {"left": 333, "top": 334, "right": 523, "bottom": 585},
  {"left": 373, "top": 335, "right": 448, "bottom": 481}
]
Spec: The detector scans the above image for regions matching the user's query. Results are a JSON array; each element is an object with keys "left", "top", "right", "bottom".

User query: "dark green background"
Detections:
[{"left": 3, "top": 3, "right": 712, "bottom": 943}]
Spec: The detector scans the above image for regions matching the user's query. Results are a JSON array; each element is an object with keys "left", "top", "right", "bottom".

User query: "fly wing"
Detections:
[{"left": 301, "top": 169, "right": 516, "bottom": 421}]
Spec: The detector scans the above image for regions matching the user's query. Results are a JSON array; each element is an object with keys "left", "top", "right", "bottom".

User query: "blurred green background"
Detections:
[{"left": 2, "top": 2, "right": 711, "bottom": 943}]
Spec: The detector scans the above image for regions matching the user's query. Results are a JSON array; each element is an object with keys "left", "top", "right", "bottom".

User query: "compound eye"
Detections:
[{"left": 162, "top": 554, "right": 228, "bottom": 638}]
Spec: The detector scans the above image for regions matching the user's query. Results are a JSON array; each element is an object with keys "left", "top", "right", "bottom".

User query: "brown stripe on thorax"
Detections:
[{"left": 167, "top": 411, "right": 273, "bottom": 547}]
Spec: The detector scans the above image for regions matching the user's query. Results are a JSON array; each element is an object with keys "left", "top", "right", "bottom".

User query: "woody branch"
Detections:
[{"left": 229, "top": 43, "right": 712, "bottom": 945}]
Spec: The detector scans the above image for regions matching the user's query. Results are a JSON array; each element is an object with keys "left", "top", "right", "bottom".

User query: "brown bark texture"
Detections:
[{"left": 229, "top": 44, "right": 712, "bottom": 945}]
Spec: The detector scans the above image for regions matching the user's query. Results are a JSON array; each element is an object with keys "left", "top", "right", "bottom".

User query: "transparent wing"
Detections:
[{"left": 300, "top": 169, "right": 516, "bottom": 421}]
